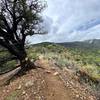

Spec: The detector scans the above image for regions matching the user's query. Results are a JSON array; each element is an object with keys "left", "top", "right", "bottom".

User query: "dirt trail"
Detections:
[
  {"left": 35, "top": 59, "right": 97, "bottom": 100},
  {"left": 36, "top": 59, "right": 74, "bottom": 100}
]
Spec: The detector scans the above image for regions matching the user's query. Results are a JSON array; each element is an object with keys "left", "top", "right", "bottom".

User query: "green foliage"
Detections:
[
  {"left": 0, "top": 50, "right": 17, "bottom": 74},
  {"left": 0, "top": 60, "right": 16, "bottom": 73},
  {"left": 5, "top": 90, "right": 21, "bottom": 100}
]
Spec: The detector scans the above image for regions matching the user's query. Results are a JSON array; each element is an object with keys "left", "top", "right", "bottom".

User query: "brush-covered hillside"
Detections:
[
  {"left": 0, "top": 40, "right": 100, "bottom": 100},
  {"left": 28, "top": 41, "right": 100, "bottom": 91},
  {"left": 57, "top": 39, "right": 100, "bottom": 80}
]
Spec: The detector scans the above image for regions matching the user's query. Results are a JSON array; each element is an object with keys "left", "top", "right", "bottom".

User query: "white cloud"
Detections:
[{"left": 30, "top": 0, "right": 100, "bottom": 44}]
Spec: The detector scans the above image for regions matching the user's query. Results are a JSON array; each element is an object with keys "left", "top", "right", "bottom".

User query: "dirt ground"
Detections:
[{"left": 0, "top": 58, "right": 98, "bottom": 100}]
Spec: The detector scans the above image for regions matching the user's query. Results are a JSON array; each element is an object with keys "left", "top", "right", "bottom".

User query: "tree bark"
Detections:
[
  {"left": 0, "top": 48, "right": 35, "bottom": 85},
  {"left": 17, "top": 48, "right": 36, "bottom": 73},
  {"left": 0, "top": 67, "right": 21, "bottom": 86}
]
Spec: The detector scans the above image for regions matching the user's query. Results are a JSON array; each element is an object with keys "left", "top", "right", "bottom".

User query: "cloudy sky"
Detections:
[{"left": 30, "top": 0, "right": 100, "bottom": 44}]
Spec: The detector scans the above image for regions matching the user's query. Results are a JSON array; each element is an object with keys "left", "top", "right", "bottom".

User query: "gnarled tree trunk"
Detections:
[
  {"left": 16, "top": 49, "right": 35, "bottom": 72},
  {"left": 0, "top": 46, "right": 35, "bottom": 85}
]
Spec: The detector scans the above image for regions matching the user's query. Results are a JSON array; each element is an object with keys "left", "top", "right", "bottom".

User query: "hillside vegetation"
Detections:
[
  {"left": 28, "top": 41, "right": 100, "bottom": 91},
  {"left": 0, "top": 47, "right": 17, "bottom": 74},
  {"left": 0, "top": 40, "right": 100, "bottom": 94},
  {"left": 58, "top": 39, "right": 100, "bottom": 81}
]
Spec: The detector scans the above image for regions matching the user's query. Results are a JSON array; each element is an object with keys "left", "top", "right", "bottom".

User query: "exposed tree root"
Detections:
[
  {"left": 0, "top": 59, "right": 46, "bottom": 86},
  {"left": 0, "top": 67, "right": 21, "bottom": 86}
]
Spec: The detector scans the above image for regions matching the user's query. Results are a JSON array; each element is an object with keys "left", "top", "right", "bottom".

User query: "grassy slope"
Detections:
[{"left": 0, "top": 47, "right": 17, "bottom": 74}]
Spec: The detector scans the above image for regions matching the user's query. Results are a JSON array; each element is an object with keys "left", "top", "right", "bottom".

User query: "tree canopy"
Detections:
[{"left": 0, "top": 0, "right": 46, "bottom": 62}]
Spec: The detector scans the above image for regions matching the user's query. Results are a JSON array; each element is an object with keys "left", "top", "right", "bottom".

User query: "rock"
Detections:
[
  {"left": 38, "top": 55, "right": 44, "bottom": 60},
  {"left": 45, "top": 70, "right": 51, "bottom": 74},
  {"left": 22, "top": 91, "right": 26, "bottom": 95},
  {"left": 25, "top": 57, "right": 28, "bottom": 61},
  {"left": 80, "top": 96, "right": 84, "bottom": 100},
  {"left": 31, "top": 59, "right": 34, "bottom": 62},
  {"left": 33, "top": 92, "right": 37, "bottom": 95},
  {"left": 41, "top": 80, "right": 45, "bottom": 84},
  {"left": 51, "top": 67, "right": 56, "bottom": 70},
  {"left": 76, "top": 94, "right": 80, "bottom": 98},
  {"left": 53, "top": 72, "right": 59, "bottom": 76},
  {"left": 17, "top": 85, "right": 21, "bottom": 90},
  {"left": 6, "top": 90, "right": 9, "bottom": 93},
  {"left": 3, "top": 90, "right": 6, "bottom": 93},
  {"left": 89, "top": 96, "right": 94, "bottom": 100},
  {"left": 74, "top": 76, "right": 79, "bottom": 81},
  {"left": 63, "top": 67, "right": 68, "bottom": 71},
  {"left": 70, "top": 81, "right": 74, "bottom": 85},
  {"left": 25, "top": 80, "right": 34, "bottom": 87}
]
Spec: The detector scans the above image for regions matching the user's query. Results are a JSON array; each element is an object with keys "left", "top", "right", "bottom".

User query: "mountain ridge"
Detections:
[{"left": 57, "top": 39, "right": 100, "bottom": 49}]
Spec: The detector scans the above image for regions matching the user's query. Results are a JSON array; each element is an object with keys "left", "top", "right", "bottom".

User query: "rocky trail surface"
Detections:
[{"left": 0, "top": 58, "right": 98, "bottom": 100}]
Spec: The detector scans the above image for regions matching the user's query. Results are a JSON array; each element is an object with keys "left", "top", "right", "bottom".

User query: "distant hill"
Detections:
[
  {"left": 84, "top": 39, "right": 100, "bottom": 47},
  {"left": 57, "top": 39, "right": 100, "bottom": 49}
]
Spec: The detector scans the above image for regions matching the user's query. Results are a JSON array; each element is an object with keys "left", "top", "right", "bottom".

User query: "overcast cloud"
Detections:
[{"left": 29, "top": 0, "right": 100, "bottom": 44}]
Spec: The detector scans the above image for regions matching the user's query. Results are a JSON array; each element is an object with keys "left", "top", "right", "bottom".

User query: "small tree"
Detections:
[{"left": 0, "top": 0, "right": 46, "bottom": 69}]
